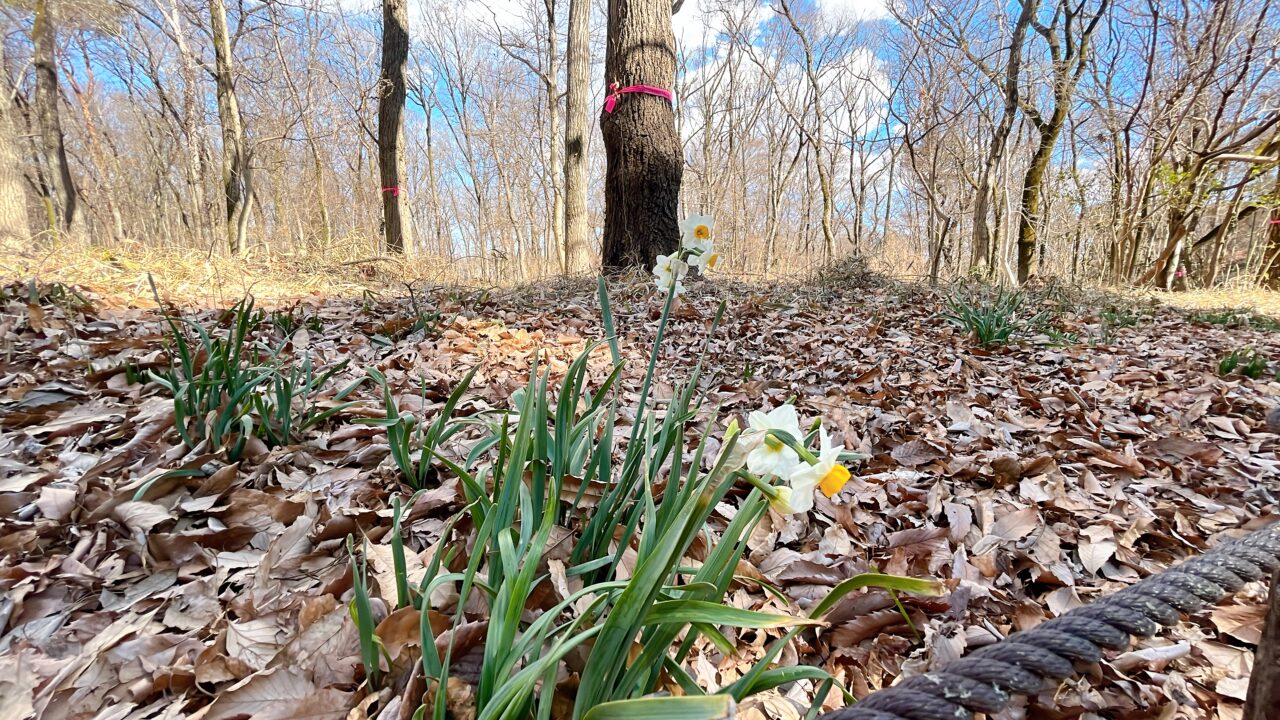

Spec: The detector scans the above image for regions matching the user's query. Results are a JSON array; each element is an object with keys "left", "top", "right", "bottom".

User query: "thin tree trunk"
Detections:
[
  {"left": 162, "top": 0, "right": 210, "bottom": 251},
  {"left": 1016, "top": 127, "right": 1059, "bottom": 282},
  {"left": 1204, "top": 172, "right": 1248, "bottom": 287},
  {"left": 32, "top": 0, "right": 78, "bottom": 238},
  {"left": 424, "top": 101, "right": 447, "bottom": 257},
  {"left": 0, "top": 42, "right": 28, "bottom": 248},
  {"left": 563, "top": 0, "right": 592, "bottom": 272},
  {"left": 779, "top": 0, "right": 834, "bottom": 258},
  {"left": 972, "top": 0, "right": 1037, "bottom": 273},
  {"left": 1245, "top": 571, "right": 1280, "bottom": 720},
  {"left": 600, "top": 0, "right": 682, "bottom": 273},
  {"left": 540, "top": 0, "right": 565, "bottom": 273},
  {"left": 1014, "top": 0, "right": 1109, "bottom": 284},
  {"left": 209, "top": 0, "right": 249, "bottom": 254},
  {"left": 269, "top": 5, "right": 330, "bottom": 248},
  {"left": 378, "top": 0, "right": 411, "bottom": 253},
  {"left": 1258, "top": 172, "right": 1280, "bottom": 288}
]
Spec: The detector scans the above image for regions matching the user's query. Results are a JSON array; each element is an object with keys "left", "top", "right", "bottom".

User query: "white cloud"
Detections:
[{"left": 673, "top": 0, "right": 771, "bottom": 52}]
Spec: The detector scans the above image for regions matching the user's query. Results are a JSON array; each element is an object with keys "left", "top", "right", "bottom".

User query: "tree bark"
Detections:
[
  {"left": 972, "top": 0, "right": 1036, "bottom": 273},
  {"left": 32, "top": 0, "right": 78, "bottom": 238},
  {"left": 379, "top": 0, "right": 411, "bottom": 254},
  {"left": 1015, "top": 125, "right": 1059, "bottom": 282},
  {"left": 1245, "top": 571, "right": 1280, "bottom": 720},
  {"left": 563, "top": 0, "right": 592, "bottom": 272},
  {"left": 209, "top": 0, "right": 250, "bottom": 254},
  {"left": 269, "top": 3, "right": 330, "bottom": 249},
  {"left": 600, "top": 0, "right": 682, "bottom": 273},
  {"left": 0, "top": 42, "right": 28, "bottom": 248},
  {"left": 542, "top": 0, "right": 565, "bottom": 273},
  {"left": 1258, "top": 172, "right": 1280, "bottom": 288}
]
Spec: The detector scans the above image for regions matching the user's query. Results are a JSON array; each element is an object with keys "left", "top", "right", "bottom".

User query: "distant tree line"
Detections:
[{"left": 0, "top": 0, "right": 1276, "bottom": 289}]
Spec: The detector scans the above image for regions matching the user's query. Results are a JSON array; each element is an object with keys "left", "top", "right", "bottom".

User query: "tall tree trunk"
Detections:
[
  {"left": 0, "top": 42, "right": 28, "bottom": 248},
  {"left": 1015, "top": 126, "right": 1059, "bottom": 282},
  {"left": 1013, "top": 0, "right": 1109, "bottom": 284},
  {"left": 541, "top": 0, "right": 565, "bottom": 273},
  {"left": 32, "top": 0, "right": 78, "bottom": 238},
  {"left": 1258, "top": 172, "right": 1280, "bottom": 288},
  {"left": 269, "top": 3, "right": 330, "bottom": 249},
  {"left": 563, "top": 0, "right": 592, "bottom": 272},
  {"left": 163, "top": 0, "right": 210, "bottom": 250},
  {"left": 1203, "top": 171, "right": 1249, "bottom": 287},
  {"left": 209, "top": 0, "right": 250, "bottom": 254},
  {"left": 378, "top": 0, "right": 410, "bottom": 254},
  {"left": 972, "top": 0, "right": 1037, "bottom": 273},
  {"left": 600, "top": 0, "right": 682, "bottom": 273},
  {"left": 779, "top": 0, "right": 833, "bottom": 258}
]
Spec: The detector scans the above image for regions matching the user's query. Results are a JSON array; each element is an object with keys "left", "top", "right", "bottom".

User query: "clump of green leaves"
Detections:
[
  {"left": 1102, "top": 305, "right": 1143, "bottom": 330},
  {"left": 1095, "top": 304, "right": 1146, "bottom": 345},
  {"left": 358, "top": 366, "right": 478, "bottom": 490},
  {"left": 149, "top": 286, "right": 357, "bottom": 459},
  {"left": 253, "top": 354, "right": 364, "bottom": 446},
  {"left": 1191, "top": 309, "right": 1280, "bottom": 332},
  {"left": 366, "top": 287, "right": 449, "bottom": 348},
  {"left": 1219, "top": 352, "right": 1239, "bottom": 376},
  {"left": 150, "top": 295, "right": 268, "bottom": 460},
  {"left": 943, "top": 285, "right": 1031, "bottom": 347},
  {"left": 351, "top": 278, "right": 943, "bottom": 719},
  {"left": 264, "top": 304, "right": 324, "bottom": 338},
  {"left": 1219, "top": 347, "right": 1271, "bottom": 379},
  {"left": 14, "top": 279, "right": 92, "bottom": 312}
]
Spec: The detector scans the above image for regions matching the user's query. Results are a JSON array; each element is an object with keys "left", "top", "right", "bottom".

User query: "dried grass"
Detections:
[
  {"left": 0, "top": 239, "right": 459, "bottom": 307},
  {"left": 6, "top": 237, "right": 1279, "bottom": 321}
]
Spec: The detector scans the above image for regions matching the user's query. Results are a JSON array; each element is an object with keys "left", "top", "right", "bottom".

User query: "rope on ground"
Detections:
[{"left": 820, "top": 521, "right": 1280, "bottom": 720}]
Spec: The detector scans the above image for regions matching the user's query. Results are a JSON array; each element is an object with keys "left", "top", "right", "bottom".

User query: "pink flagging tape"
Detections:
[
  {"left": 604, "top": 83, "right": 673, "bottom": 113},
  {"left": 381, "top": 187, "right": 404, "bottom": 197}
]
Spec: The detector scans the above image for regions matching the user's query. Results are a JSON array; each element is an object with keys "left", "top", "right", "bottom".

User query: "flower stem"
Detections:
[
  {"left": 737, "top": 470, "right": 780, "bottom": 500},
  {"left": 768, "top": 429, "right": 820, "bottom": 464},
  {"left": 629, "top": 276, "right": 678, "bottom": 445}
]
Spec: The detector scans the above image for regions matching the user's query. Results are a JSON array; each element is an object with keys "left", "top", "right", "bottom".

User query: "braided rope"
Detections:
[{"left": 821, "top": 521, "right": 1280, "bottom": 720}]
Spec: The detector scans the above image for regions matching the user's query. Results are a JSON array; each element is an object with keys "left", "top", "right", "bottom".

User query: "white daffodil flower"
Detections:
[
  {"left": 685, "top": 238, "right": 720, "bottom": 272},
  {"left": 769, "top": 485, "right": 802, "bottom": 515},
  {"left": 694, "top": 251, "right": 720, "bottom": 272},
  {"left": 653, "top": 253, "right": 688, "bottom": 296},
  {"left": 744, "top": 404, "right": 802, "bottom": 478},
  {"left": 785, "top": 429, "right": 851, "bottom": 513},
  {"left": 680, "top": 214, "right": 714, "bottom": 245}
]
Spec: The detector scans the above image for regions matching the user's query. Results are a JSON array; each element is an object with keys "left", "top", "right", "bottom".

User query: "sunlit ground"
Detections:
[
  {"left": 5, "top": 240, "right": 1279, "bottom": 322},
  {"left": 1154, "top": 287, "right": 1280, "bottom": 318}
]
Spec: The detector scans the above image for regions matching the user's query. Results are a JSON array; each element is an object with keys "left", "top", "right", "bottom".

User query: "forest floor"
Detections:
[{"left": 2, "top": 261, "right": 1280, "bottom": 720}]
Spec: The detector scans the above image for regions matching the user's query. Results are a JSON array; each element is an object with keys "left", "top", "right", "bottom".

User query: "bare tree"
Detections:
[
  {"left": 777, "top": 0, "right": 834, "bottom": 258},
  {"left": 563, "top": 0, "right": 592, "bottom": 271},
  {"left": 1135, "top": 0, "right": 1279, "bottom": 287},
  {"left": 32, "top": 0, "right": 79, "bottom": 237},
  {"left": 1012, "top": 0, "right": 1109, "bottom": 283},
  {"left": 208, "top": 0, "right": 251, "bottom": 254},
  {"left": 379, "top": 0, "right": 411, "bottom": 253},
  {"left": 971, "top": 0, "right": 1038, "bottom": 273}
]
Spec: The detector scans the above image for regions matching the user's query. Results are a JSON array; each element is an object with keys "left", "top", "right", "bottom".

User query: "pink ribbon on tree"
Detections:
[
  {"left": 382, "top": 187, "right": 405, "bottom": 197},
  {"left": 603, "top": 83, "right": 673, "bottom": 114}
]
